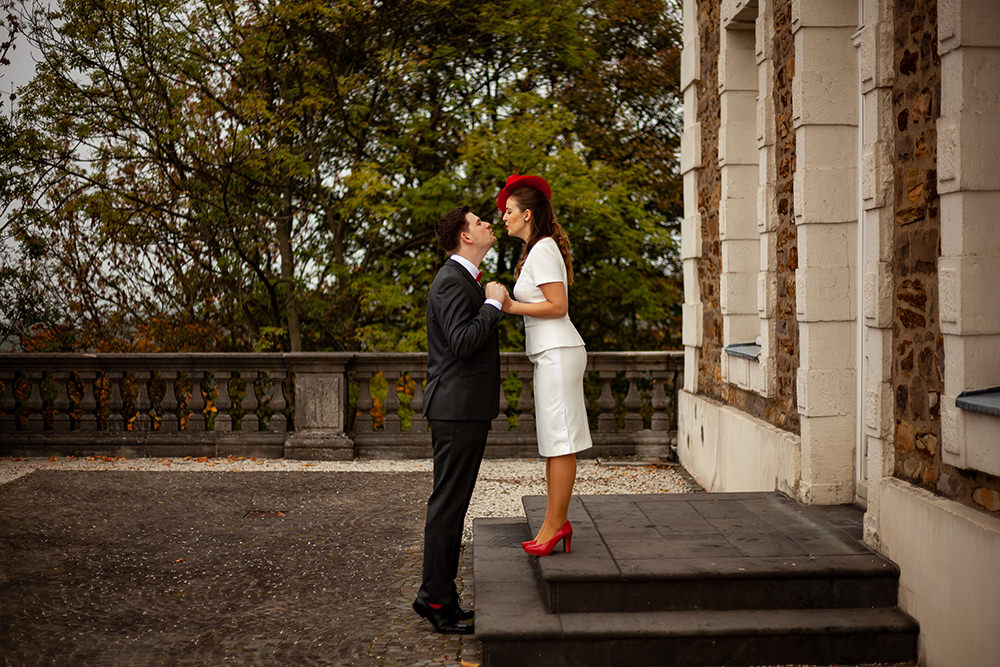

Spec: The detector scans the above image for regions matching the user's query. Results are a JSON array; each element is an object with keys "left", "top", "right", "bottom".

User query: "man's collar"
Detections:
[{"left": 449, "top": 254, "right": 479, "bottom": 279}]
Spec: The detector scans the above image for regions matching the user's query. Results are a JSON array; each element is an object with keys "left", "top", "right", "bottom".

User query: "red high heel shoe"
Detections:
[
  {"left": 521, "top": 539, "right": 536, "bottom": 548},
  {"left": 523, "top": 521, "right": 572, "bottom": 556}
]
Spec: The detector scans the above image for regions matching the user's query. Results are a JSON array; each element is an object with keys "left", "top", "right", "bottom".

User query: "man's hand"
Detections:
[{"left": 485, "top": 281, "right": 507, "bottom": 303}]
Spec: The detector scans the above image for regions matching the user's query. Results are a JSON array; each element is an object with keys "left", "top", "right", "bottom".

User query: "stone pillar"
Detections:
[
  {"left": 754, "top": 0, "right": 779, "bottom": 399},
  {"left": 859, "top": 0, "right": 899, "bottom": 544},
  {"left": 719, "top": 1, "right": 760, "bottom": 373},
  {"left": 680, "top": 0, "right": 703, "bottom": 394},
  {"left": 284, "top": 354, "right": 354, "bottom": 460},
  {"left": 937, "top": 0, "right": 1000, "bottom": 478},
  {"left": 791, "top": 0, "right": 859, "bottom": 504}
]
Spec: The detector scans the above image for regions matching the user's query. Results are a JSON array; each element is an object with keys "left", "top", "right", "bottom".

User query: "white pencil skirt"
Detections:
[{"left": 529, "top": 345, "right": 593, "bottom": 458}]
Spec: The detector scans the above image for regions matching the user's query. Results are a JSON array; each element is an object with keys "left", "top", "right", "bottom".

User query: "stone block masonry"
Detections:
[{"left": 891, "top": 0, "right": 984, "bottom": 512}]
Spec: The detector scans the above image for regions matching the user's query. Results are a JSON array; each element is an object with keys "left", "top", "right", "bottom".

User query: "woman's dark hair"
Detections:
[
  {"left": 436, "top": 205, "right": 471, "bottom": 253},
  {"left": 509, "top": 186, "right": 574, "bottom": 285}
]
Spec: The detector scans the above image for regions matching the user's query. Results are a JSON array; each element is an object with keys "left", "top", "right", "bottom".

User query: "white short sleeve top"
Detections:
[{"left": 513, "top": 236, "right": 586, "bottom": 356}]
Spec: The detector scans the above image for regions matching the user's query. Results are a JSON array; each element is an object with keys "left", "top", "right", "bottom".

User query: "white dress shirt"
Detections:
[{"left": 450, "top": 254, "right": 502, "bottom": 310}]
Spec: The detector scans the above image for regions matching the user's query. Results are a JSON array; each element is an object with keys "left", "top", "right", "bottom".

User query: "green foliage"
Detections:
[{"left": 3, "top": 0, "right": 682, "bottom": 352}]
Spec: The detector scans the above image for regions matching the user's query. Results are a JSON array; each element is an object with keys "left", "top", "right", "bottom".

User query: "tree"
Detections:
[
  {"left": 1, "top": 0, "right": 56, "bottom": 349},
  {"left": 3, "top": 0, "right": 682, "bottom": 353}
]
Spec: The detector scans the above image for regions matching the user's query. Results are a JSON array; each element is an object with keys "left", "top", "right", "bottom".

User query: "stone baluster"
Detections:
[
  {"left": 597, "top": 371, "right": 617, "bottom": 433},
  {"left": 355, "top": 371, "right": 374, "bottom": 433},
  {"left": 241, "top": 372, "right": 260, "bottom": 432},
  {"left": 106, "top": 371, "right": 125, "bottom": 432},
  {"left": 186, "top": 371, "right": 206, "bottom": 431},
  {"left": 118, "top": 372, "right": 136, "bottom": 430},
  {"left": 383, "top": 370, "right": 401, "bottom": 433},
  {"left": 213, "top": 371, "right": 232, "bottom": 431},
  {"left": 24, "top": 372, "right": 44, "bottom": 431},
  {"left": 134, "top": 370, "right": 152, "bottom": 431},
  {"left": 516, "top": 370, "right": 535, "bottom": 433},
  {"left": 410, "top": 373, "right": 427, "bottom": 433},
  {"left": 651, "top": 372, "right": 670, "bottom": 431},
  {"left": 159, "top": 371, "right": 179, "bottom": 432},
  {"left": 492, "top": 374, "right": 510, "bottom": 432},
  {"left": 1, "top": 372, "right": 18, "bottom": 431},
  {"left": 623, "top": 371, "right": 643, "bottom": 431},
  {"left": 78, "top": 371, "right": 98, "bottom": 432},
  {"left": 268, "top": 371, "right": 287, "bottom": 432},
  {"left": 51, "top": 370, "right": 71, "bottom": 432}
]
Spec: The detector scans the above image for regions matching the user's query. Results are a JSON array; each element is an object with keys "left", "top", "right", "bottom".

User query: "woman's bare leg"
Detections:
[
  {"left": 534, "top": 453, "right": 577, "bottom": 544},
  {"left": 532, "top": 457, "right": 554, "bottom": 542}
]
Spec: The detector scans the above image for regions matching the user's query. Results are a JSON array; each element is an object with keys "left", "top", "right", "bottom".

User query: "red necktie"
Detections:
[{"left": 475, "top": 271, "right": 482, "bottom": 281}]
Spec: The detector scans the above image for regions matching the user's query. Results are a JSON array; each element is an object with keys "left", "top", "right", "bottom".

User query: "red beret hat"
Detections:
[{"left": 496, "top": 173, "right": 551, "bottom": 212}]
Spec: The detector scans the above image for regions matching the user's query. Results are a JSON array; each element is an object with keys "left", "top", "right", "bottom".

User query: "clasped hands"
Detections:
[{"left": 485, "top": 281, "right": 513, "bottom": 312}]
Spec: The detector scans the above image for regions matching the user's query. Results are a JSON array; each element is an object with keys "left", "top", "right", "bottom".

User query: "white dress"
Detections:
[{"left": 513, "top": 237, "right": 593, "bottom": 457}]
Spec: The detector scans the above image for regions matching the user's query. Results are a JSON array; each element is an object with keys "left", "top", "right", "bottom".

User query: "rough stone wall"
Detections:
[
  {"left": 892, "top": 0, "right": 943, "bottom": 492},
  {"left": 892, "top": 0, "right": 1000, "bottom": 514},
  {"left": 766, "top": 0, "right": 799, "bottom": 433},
  {"left": 697, "top": 0, "right": 799, "bottom": 433},
  {"left": 693, "top": 0, "right": 799, "bottom": 433},
  {"left": 696, "top": 0, "right": 723, "bottom": 396}
]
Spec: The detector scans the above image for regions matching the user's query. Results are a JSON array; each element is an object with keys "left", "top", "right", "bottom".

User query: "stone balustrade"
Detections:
[{"left": 0, "top": 351, "right": 683, "bottom": 460}]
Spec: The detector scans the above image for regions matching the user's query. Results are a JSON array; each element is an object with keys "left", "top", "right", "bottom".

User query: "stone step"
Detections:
[
  {"left": 521, "top": 492, "right": 901, "bottom": 613},
  {"left": 475, "top": 517, "right": 918, "bottom": 667},
  {"left": 475, "top": 491, "right": 920, "bottom": 667}
]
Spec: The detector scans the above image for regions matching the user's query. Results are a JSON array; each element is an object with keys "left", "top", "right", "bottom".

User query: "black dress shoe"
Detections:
[
  {"left": 412, "top": 599, "right": 474, "bottom": 635},
  {"left": 451, "top": 604, "right": 474, "bottom": 621}
]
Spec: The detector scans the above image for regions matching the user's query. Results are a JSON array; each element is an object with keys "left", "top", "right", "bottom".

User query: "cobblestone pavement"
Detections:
[{"left": 0, "top": 469, "right": 479, "bottom": 666}]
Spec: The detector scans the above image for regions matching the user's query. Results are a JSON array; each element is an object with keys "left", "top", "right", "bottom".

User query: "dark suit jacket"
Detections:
[{"left": 423, "top": 259, "right": 503, "bottom": 421}]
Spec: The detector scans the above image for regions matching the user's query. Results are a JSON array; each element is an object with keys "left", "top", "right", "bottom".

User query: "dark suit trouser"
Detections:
[{"left": 417, "top": 419, "right": 490, "bottom": 606}]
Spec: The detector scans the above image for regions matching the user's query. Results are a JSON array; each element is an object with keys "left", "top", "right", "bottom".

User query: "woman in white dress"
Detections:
[{"left": 496, "top": 173, "right": 593, "bottom": 557}]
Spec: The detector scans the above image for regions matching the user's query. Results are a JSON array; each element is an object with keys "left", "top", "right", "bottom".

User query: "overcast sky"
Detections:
[{"left": 2, "top": 19, "right": 39, "bottom": 117}]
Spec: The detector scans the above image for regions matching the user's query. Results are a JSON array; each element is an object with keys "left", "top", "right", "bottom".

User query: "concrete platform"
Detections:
[{"left": 474, "top": 492, "right": 918, "bottom": 667}]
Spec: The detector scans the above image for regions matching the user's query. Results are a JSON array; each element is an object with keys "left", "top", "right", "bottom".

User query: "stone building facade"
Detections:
[{"left": 678, "top": 1, "right": 1000, "bottom": 665}]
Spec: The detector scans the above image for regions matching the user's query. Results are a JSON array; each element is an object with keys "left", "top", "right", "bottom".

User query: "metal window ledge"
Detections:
[
  {"left": 725, "top": 343, "right": 761, "bottom": 361},
  {"left": 956, "top": 387, "right": 1000, "bottom": 417}
]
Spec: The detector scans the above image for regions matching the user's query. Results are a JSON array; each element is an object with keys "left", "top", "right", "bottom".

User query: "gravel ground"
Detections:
[{"left": 0, "top": 455, "right": 698, "bottom": 543}]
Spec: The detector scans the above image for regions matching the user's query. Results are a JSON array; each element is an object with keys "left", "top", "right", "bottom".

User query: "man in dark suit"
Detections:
[{"left": 412, "top": 206, "right": 508, "bottom": 635}]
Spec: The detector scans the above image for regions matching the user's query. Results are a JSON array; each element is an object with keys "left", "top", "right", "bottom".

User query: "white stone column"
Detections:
[
  {"left": 792, "top": 0, "right": 859, "bottom": 504},
  {"left": 859, "top": 0, "right": 898, "bottom": 545},
  {"left": 937, "top": 0, "right": 1000, "bottom": 477},
  {"left": 680, "top": 0, "right": 703, "bottom": 394},
  {"left": 719, "top": 4, "right": 760, "bottom": 388},
  {"left": 755, "top": 0, "right": 778, "bottom": 398}
]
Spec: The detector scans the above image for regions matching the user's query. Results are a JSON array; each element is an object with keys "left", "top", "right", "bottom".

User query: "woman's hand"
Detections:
[{"left": 501, "top": 289, "right": 514, "bottom": 313}]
